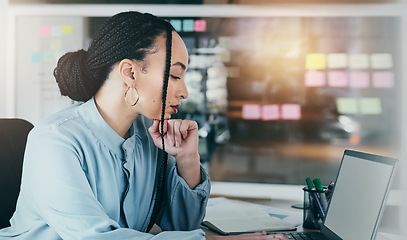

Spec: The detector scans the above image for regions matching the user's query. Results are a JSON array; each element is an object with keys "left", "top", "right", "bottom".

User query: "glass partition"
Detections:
[
  {"left": 167, "top": 17, "right": 401, "bottom": 185},
  {"left": 15, "top": 14, "right": 402, "bottom": 186}
]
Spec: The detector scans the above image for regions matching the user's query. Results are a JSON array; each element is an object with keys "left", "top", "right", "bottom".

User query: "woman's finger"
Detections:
[
  {"left": 165, "top": 120, "right": 175, "bottom": 147},
  {"left": 172, "top": 120, "right": 182, "bottom": 147},
  {"left": 179, "top": 120, "right": 198, "bottom": 139}
]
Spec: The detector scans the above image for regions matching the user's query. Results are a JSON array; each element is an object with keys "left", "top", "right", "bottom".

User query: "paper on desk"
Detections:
[
  {"left": 204, "top": 198, "right": 296, "bottom": 234},
  {"left": 251, "top": 202, "right": 303, "bottom": 226},
  {"left": 206, "top": 197, "right": 303, "bottom": 227}
]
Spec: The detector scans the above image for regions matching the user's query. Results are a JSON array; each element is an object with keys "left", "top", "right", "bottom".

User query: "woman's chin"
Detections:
[{"left": 149, "top": 114, "right": 171, "bottom": 121}]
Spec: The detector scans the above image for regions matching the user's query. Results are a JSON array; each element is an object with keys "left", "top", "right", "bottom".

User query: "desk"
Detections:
[{"left": 207, "top": 181, "right": 407, "bottom": 239}]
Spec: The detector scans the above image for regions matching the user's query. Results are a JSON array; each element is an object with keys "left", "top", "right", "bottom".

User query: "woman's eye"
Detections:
[{"left": 170, "top": 75, "right": 180, "bottom": 80}]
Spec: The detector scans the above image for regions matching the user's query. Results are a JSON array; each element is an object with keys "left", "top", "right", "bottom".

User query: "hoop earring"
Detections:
[{"left": 124, "top": 87, "right": 139, "bottom": 106}]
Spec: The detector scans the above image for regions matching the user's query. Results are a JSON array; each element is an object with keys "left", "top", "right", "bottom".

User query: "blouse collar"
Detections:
[{"left": 77, "top": 98, "right": 128, "bottom": 159}]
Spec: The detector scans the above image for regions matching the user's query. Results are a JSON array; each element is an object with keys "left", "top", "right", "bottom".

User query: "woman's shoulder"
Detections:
[{"left": 31, "top": 102, "right": 86, "bottom": 138}]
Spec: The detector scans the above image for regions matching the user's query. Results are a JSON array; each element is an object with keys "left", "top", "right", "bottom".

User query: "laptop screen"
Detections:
[{"left": 323, "top": 150, "right": 397, "bottom": 240}]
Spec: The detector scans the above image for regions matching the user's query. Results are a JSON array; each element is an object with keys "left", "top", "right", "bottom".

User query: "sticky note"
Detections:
[
  {"left": 262, "top": 105, "right": 280, "bottom": 120},
  {"left": 305, "top": 71, "right": 325, "bottom": 87},
  {"left": 359, "top": 98, "right": 382, "bottom": 115},
  {"left": 242, "top": 104, "right": 261, "bottom": 120},
  {"left": 39, "top": 26, "right": 50, "bottom": 37},
  {"left": 372, "top": 71, "right": 394, "bottom": 88},
  {"left": 31, "top": 52, "right": 41, "bottom": 62},
  {"left": 348, "top": 54, "right": 369, "bottom": 69},
  {"left": 170, "top": 20, "right": 182, "bottom": 32},
  {"left": 182, "top": 19, "right": 194, "bottom": 32},
  {"left": 194, "top": 19, "right": 207, "bottom": 32},
  {"left": 220, "top": 50, "right": 231, "bottom": 63},
  {"left": 218, "top": 37, "right": 230, "bottom": 48},
  {"left": 327, "top": 53, "right": 348, "bottom": 69},
  {"left": 281, "top": 104, "right": 301, "bottom": 120},
  {"left": 51, "top": 26, "right": 63, "bottom": 37},
  {"left": 51, "top": 39, "right": 62, "bottom": 50},
  {"left": 63, "top": 25, "right": 73, "bottom": 35},
  {"left": 305, "top": 53, "right": 327, "bottom": 70},
  {"left": 43, "top": 52, "right": 54, "bottom": 62},
  {"left": 370, "top": 53, "right": 393, "bottom": 69},
  {"left": 328, "top": 71, "right": 348, "bottom": 87},
  {"left": 337, "top": 98, "right": 358, "bottom": 114},
  {"left": 349, "top": 71, "right": 370, "bottom": 88}
]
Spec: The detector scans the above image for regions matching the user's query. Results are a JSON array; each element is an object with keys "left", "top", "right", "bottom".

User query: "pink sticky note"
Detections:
[
  {"left": 39, "top": 26, "right": 50, "bottom": 37},
  {"left": 262, "top": 105, "right": 280, "bottom": 120},
  {"left": 328, "top": 71, "right": 348, "bottom": 87},
  {"left": 242, "top": 104, "right": 261, "bottom": 120},
  {"left": 372, "top": 71, "right": 394, "bottom": 88},
  {"left": 349, "top": 72, "right": 370, "bottom": 88},
  {"left": 194, "top": 20, "right": 207, "bottom": 32},
  {"left": 305, "top": 71, "right": 325, "bottom": 87},
  {"left": 281, "top": 104, "right": 301, "bottom": 120}
]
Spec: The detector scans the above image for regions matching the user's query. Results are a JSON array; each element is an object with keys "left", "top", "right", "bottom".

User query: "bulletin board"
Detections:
[{"left": 15, "top": 16, "right": 85, "bottom": 124}]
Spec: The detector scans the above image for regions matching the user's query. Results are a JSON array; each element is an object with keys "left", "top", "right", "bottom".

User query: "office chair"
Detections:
[{"left": 0, "top": 118, "right": 34, "bottom": 229}]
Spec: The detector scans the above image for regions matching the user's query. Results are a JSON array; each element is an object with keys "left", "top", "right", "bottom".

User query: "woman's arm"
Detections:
[
  {"left": 18, "top": 127, "right": 206, "bottom": 240},
  {"left": 158, "top": 155, "right": 210, "bottom": 231},
  {"left": 148, "top": 119, "right": 211, "bottom": 231}
]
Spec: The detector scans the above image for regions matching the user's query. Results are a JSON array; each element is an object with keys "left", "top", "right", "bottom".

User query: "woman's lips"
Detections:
[{"left": 170, "top": 104, "right": 181, "bottom": 114}]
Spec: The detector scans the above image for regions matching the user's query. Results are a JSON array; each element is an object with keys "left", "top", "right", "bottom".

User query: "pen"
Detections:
[
  {"left": 313, "top": 178, "right": 329, "bottom": 212},
  {"left": 305, "top": 177, "right": 326, "bottom": 220},
  {"left": 327, "top": 181, "right": 335, "bottom": 201}
]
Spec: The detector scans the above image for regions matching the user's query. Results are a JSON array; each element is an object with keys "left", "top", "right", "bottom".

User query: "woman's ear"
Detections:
[{"left": 119, "top": 59, "right": 137, "bottom": 88}]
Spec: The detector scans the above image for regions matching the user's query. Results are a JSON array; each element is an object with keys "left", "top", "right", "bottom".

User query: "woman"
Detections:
[{"left": 0, "top": 11, "right": 288, "bottom": 240}]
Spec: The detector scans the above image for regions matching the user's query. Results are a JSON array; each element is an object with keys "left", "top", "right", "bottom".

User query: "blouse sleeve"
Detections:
[
  {"left": 20, "top": 127, "right": 206, "bottom": 240},
  {"left": 158, "top": 155, "right": 211, "bottom": 231}
]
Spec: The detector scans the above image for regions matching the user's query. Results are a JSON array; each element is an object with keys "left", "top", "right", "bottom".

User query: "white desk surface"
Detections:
[
  {"left": 210, "top": 181, "right": 304, "bottom": 202},
  {"left": 208, "top": 181, "right": 407, "bottom": 238},
  {"left": 210, "top": 181, "right": 407, "bottom": 206}
]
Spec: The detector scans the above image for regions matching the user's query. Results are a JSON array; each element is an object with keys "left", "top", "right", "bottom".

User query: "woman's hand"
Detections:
[
  {"left": 148, "top": 119, "right": 199, "bottom": 157},
  {"left": 206, "top": 232, "right": 289, "bottom": 240},
  {"left": 148, "top": 119, "right": 201, "bottom": 189}
]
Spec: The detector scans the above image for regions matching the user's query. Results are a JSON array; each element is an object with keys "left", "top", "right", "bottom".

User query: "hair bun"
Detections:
[{"left": 54, "top": 49, "right": 99, "bottom": 102}]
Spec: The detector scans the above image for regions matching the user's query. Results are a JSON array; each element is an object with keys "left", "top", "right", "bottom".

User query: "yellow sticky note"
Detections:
[
  {"left": 359, "top": 98, "right": 382, "bottom": 115},
  {"left": 306, "top": 53, "right": 327, "bottom": 70},
  {"left": 336, "top": 98, "right": 358, "bottom": 114},
  {"left": 51, "top": 39, "right": 62, "bottom": 50},
  {"left": 63, "top": 25, "right": 73, "bottom": 35}
]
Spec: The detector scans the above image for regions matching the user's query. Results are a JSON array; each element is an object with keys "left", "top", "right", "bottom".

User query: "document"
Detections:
[{"left": 203, "top": 198, "right": 296, "bottom": 235}]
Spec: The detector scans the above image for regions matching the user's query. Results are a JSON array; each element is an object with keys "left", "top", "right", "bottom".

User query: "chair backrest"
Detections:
[{"left": 0, "top": 118, "right": 34, "bottom": 229}]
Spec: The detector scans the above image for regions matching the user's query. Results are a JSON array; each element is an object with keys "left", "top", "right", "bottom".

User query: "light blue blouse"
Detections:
[{"left": 0, "top": 98, "right": 210, "bottom": 240}]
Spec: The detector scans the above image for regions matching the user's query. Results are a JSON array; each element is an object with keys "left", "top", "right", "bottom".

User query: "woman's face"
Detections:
[{"left": 135, "top": 31, "right": 189, "bottom": 120}]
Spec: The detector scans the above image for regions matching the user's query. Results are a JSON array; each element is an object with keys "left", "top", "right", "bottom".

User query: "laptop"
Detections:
[{"left": 276, "top": 149, "right": 398, "bottom": 240}]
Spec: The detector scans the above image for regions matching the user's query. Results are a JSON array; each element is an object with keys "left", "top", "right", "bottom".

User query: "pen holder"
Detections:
[{"left": 302, "top": 187, "right": 331, "bottom": 230}]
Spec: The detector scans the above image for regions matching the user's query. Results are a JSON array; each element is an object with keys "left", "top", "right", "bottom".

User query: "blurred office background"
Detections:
[{"left": 1, "top": 0, "right": 406, "bottom": 234}]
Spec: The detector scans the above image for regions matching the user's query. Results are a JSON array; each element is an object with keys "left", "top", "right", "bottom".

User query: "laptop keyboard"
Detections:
[{"left": 281, "top": 232, "right": 327, "bottom": 240}]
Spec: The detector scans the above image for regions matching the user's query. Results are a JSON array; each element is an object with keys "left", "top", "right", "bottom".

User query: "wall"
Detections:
[{"left": 0, "top": 0, "right": 8, "bottom": 117}]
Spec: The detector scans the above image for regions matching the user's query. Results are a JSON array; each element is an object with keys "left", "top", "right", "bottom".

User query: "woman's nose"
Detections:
[{"left": 178, "top": 80, "right": 189, "bottom": 100}]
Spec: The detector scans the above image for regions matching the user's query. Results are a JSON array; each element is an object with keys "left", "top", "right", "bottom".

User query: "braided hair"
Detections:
[
  {"left": 145, "top": 22, "right": 173, "bottom": 233},
  {"left": 53, "top": 11, "right": 174, "bottom": 233},
  {"left": 54, "top": 11, "right": 170, "bottom": 102}
]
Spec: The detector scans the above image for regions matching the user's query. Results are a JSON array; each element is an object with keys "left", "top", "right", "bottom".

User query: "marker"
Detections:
[
  {"left": 328, "top": 181, "right": 335, "bottom": 191},
  {"left": 305, "top": 177, "right": 326, "bottom": 220},
  {"left": 327, "top": 181, "right": 335, "bottom": 201},
  {"left": 313, "top": 178, "right": 329, "bottom": 212}
]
